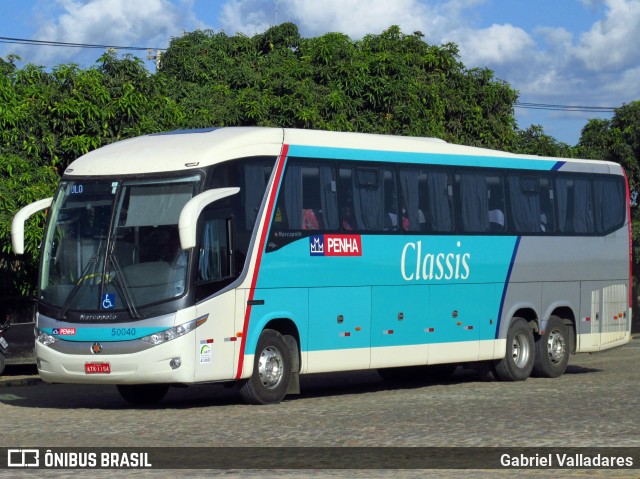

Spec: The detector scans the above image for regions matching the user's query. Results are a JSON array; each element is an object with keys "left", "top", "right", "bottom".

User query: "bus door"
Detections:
[{"left": 193, "top": 209, "right": 239, "bottom": 381}]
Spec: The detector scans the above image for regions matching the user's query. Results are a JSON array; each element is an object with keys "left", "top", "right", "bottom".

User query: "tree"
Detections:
[
  {"left": 0, "top": 52, "right": 182, "bottom": 295},
  {"left": 514, "top": 124, "right": 576, "bottom": 158},
  {"left": 0, "top": 152, "right": 58, "bottom": 296},
  {"left": 158, "top": 24, "right": 520, "bottom": 150}
]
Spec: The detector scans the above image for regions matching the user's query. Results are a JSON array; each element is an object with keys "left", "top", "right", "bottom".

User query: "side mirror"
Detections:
[
  {"left": 178, "top": 187, "right": 240, "bottom": 250},
  {"left": 11, "top": 197, "right": 53, "bottom": 255}
]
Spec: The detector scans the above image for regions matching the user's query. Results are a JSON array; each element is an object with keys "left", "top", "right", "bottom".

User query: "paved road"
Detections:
[{"left": 1, "top": 339, "right": 639, "bottom": 478}]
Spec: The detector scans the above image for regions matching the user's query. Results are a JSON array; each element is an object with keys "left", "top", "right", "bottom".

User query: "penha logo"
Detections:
[
  {"left": 52, "top": 328, "right": 76, "bottom": 336},
  {"left": 309, "top": 235, "right": 362, "bottom": 257}
]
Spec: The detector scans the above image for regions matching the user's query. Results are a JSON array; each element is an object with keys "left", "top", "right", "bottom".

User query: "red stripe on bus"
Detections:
[
  {"left": 235, "top": 144, "right": 289, "bottom": 380},
  {"left": 623, "top": 168, "right": 633, "bottom": 308}
]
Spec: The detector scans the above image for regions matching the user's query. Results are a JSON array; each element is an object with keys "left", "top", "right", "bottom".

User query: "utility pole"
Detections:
[{"left": 147, "top": 49, "right": 162, "bottom": 70}]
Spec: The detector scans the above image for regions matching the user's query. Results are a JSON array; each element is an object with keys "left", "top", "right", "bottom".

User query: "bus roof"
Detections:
[{"left": 63, "top": 127, "right": 620, "bottom": 177}]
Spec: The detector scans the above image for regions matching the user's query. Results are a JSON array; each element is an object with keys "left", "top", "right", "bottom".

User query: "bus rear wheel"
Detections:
[
  {"left": 239, "top": 329, "right": 292, "bottom": 405},
  {"left": 117, "top": 384, "right": 169, "bottom": 406},
  {"left": 494, "top": 317, "right": 534, "bottom": 381},
  {"left": 532, "top": 316, "right": 569, "bottom": 378}
]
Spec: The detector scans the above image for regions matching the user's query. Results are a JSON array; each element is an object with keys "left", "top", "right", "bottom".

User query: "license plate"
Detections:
[
  {"left": 85, "top": 362, "right": 111, "bottom": 374},
  {"left": 0, "top": 337, "right": 8, "bottom": 349}
]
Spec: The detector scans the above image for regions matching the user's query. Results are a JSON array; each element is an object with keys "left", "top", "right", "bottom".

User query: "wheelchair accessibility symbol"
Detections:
[{"left": 102, "top": 293, "right": 116, "bottom": 309}]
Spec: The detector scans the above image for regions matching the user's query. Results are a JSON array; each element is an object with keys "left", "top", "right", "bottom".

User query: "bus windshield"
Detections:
[{"left": 40, "top": 175, "right": 201, "bottom": 315}]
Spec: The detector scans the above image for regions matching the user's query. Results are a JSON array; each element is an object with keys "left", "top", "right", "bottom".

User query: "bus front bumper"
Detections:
[{"left": 36, "top": 334, "right": 196, "bottom": 385}]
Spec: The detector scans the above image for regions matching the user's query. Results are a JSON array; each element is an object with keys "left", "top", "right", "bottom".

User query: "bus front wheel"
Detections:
[
  {"left": 494, "top": 317, "right": 534, "bottom": 381},
  {"left": 239, "top": 329, "right": 292, "bottom": 405},
  {"left": 532, "top": 316, "right": 570, "bottom": 378}
]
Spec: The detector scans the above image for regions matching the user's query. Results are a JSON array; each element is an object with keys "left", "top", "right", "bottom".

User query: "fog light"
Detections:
[{"left": 170, "top": 357, "right": 181, "bottom": 370}]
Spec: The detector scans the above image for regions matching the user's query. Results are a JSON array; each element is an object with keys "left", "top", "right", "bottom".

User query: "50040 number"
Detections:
[{"left": 111, "top": 328, "right": 136, "bottom": 337}]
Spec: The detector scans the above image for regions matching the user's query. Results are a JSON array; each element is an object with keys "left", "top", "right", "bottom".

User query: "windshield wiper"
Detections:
[
  {"left": 57, "top": 255, "right": 99, "bottom": 320},
  {"left": 107, "top": 254, "right": 140, "bottom": 319}
]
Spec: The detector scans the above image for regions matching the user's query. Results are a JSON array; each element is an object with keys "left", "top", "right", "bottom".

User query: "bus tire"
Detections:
[
  {"left": 117, "top": 384, "right": 169, "bottom": 405},
  {"left": 239, "top": 329, "right": 292, "bottom": 405},
  {"left": 532, "top": 316, "right": 569, "bottom": 378},
  {"left": 494, "top": 317, "right": 534, "bottom": 381}
]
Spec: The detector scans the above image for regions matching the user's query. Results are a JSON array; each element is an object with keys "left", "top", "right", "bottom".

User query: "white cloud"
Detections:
[
  {"left": 219, "top": 0, "right": 451, "bottom": 40},
  {"left": 19, "top": 0, "right": 192, "bottom": 66},
  {"left": 574, "top": 0, "right": 640, "bottom": 71},
  {"left": 452, "top": 23, "right": 534, "bottom": 66}
]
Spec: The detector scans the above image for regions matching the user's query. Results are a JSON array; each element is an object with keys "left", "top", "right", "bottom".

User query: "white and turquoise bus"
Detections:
[{"left": 12, "top": 127, "right": 632, "bottom": 404}]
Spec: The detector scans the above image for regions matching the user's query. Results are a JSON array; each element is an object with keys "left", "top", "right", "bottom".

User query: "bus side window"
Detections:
[
  {"left": 399, "top": 168, "right": 426, "bottom": 232},
  {"left": 274, "top": 161, "right": 339, "bottom": 231},
  {"left": 594, "top": 178, "right": 625, "bottom": 234},
  {"left": 198, "top": 217, "right": 232, "bottom": 283},
  {"left": 508, "top": 175, "right": 556, "bottom": 234},
  {"left": 458, "top": 172, "right": 490, "bottom": 233},
  {"left": 427, "top": 170, "right": 454, "bottom": 232},
  {"left": 556, "top": 177, "right": 595, "bottom": 234},
  {"left": 399, "top": 167, "right": 454, "bottom": 234},
  {"left": 340, "top": 165, "right": 397, "bottom": 231},
  {"left": 487, "top": 175, "right": 505, "bottom": 233},
  {"left": 243, "top": 162, "right": 274, "bottom": 231},
  {"left": 339, "top": 167, "right": 356, "bottom": 230}
]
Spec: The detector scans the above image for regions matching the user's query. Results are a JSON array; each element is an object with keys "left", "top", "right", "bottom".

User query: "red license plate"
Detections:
[{"left": 85, "top": 362, "right": 111, "bottom": 374}]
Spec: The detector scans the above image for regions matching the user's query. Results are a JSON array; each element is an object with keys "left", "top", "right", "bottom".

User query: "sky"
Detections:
[{"left": 1, "top": 0, "right": 639, "bottom": 146}]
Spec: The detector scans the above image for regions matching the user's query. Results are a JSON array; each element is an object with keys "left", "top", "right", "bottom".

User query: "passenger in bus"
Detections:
[
  {"left": 342, "top": 206, "right": 355, "bottom": 230},
  {"left": 488, "top": 208, "right": 505, "bottom": 231},
  {"left": 540, "top": 212, "right": 548, "bottom": 232},
  {"left": 302, "top": 209, "right": 319, "bottom": 230},
  {"left": 387, "top": 210, "right": 411, "bottom": 231}
]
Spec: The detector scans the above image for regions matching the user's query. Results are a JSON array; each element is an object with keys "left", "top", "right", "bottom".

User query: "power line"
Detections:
[
  {"left": 515, "top": 102, "right": 616, "bottom": 113},
  {"left": 0, "top": 36, "right": 164, "bottom": 52}
]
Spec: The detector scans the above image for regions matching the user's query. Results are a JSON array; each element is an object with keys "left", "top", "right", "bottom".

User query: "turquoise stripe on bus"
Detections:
[
  {"left": 250, "top": 235, "right": 518, "bottom": 351},
  {"left": 43, "top": 326, "right": 167, "bottom": 342},
  {"left": 287, "top": 144, "right": 561, "bottom": 171}
]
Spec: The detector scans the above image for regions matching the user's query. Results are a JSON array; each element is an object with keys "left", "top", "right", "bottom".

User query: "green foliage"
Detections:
[
  {"left": 514, "top": 124, "right": 576, "bottom": 158},
  {"left": 0, "top": 50, "right": 182, "bottom": 295},
  {"left": 158, "top": 24, "right": 519, "bottom": 148},
  {"left": 577, "top": 102, "right": 640, "bottom": 195},
  {"left": 0, "top": 152, "right": 58, "bottom": 296}
]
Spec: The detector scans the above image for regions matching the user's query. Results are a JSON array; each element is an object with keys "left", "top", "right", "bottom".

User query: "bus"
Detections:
[{"left": 11, "top": 127, "right": 632, "bottom": 405}]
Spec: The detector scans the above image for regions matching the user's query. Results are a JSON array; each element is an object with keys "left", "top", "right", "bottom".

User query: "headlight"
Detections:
[
  {"left": 140, "top": 316, "right": 207, "bottom": 346},
  {"left": 36, "top": 329, "right": 57, "bottom": 346}
]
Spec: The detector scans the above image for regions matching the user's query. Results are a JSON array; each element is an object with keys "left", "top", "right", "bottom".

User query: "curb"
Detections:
[{"left": 0, "top": 377, "right": 43, "bottom": 388}]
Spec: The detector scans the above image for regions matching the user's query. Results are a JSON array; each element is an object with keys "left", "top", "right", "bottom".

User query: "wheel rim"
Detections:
[
  {"left": 258, "top": 345, "right": 284, "bottom": 389},
  {"left": 511, "top": 331, "right": 531, "bottom": 368},
  {"left": 547, "top": 329, "right": 566, "bottom": 364}
]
